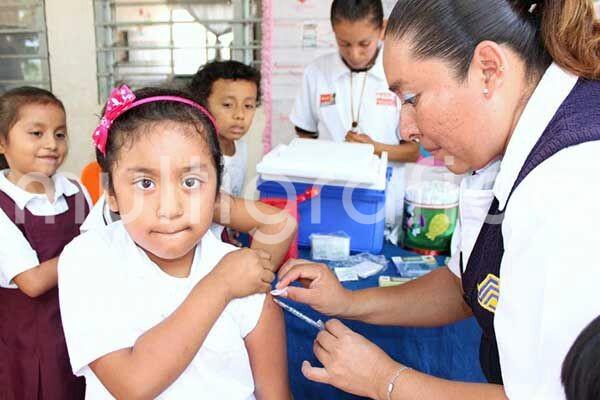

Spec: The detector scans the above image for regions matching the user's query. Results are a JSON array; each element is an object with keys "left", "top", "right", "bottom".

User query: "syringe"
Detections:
[{"left": 272, "top": 298, "right": 325, "bottom": 331}]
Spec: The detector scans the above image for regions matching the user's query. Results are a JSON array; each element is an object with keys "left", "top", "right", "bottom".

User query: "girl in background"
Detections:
[
  {"left": 290, "top": 0, "right": 419, "bottom": 224},
  {"left": 0, "top": 87, "right": 88, "bottom": 399}
]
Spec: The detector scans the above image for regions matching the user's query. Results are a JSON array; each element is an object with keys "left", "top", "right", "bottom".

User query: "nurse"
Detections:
[
  {"left": 290, "top": 0, "right": 419, "bottom": 224},
  {"left": 277, "top": 0, "right": 600, "bottom": 399}
]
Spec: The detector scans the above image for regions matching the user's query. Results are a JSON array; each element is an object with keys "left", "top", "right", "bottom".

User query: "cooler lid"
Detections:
[{"left": 257, "top": 139, "right": 388, "bottom": 190}]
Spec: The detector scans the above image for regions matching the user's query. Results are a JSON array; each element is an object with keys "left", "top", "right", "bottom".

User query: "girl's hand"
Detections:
[
  {"left": 212, "top": 248, "right": 275, "bottom": 300},
  {"left": 345, "top": 132, "right": 375, "bottom": 145},
  {"left": 276, "top": 260, "right": 352, "bottom": 317},
  {"left": 303, "top": 319, "right": 400, "bottom": 400}
]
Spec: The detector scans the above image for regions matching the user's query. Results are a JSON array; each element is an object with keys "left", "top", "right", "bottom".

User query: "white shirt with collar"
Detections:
[
  {"left": 447, "top": 161, "right": 501, "bottom": 277},
  {"left": 289, "top": 48, "right": 406, "bottom": 223},
  {"left": 289, "top": 48, "right": 400, "bottom": 144},
  {"left": 58, "top": 222, "right": 265, "bottom": 400},
  {"left": 222, "top": 140, "right": 248, "bottom": 198},
  {"left": 0, "top": 170, "right": 91, "bottom": 289},
  {"left": 488, "top": 63, "right": 600, "bottom": 399}
]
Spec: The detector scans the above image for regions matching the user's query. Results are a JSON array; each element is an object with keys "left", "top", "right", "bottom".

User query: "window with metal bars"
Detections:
[
  {"left": 0, "top": 0, "right": 50, "bottom": 94},
  {"left": 93, "top": 0, "right": 262, "bottom": 102}
]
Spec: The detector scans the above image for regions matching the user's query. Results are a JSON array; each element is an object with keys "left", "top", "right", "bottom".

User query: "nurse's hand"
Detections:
[
  {"left": 212, "top": 248, "right": 275, "bottom": 299},
  {"left": 276, "top": 259, "right": 352, "bottom": 317},
  {"left": 303, "top": 319, "right": 400, "bottom": 399},
  {"left": 345, "top": 131, "right": 375, "bottom": 145}
]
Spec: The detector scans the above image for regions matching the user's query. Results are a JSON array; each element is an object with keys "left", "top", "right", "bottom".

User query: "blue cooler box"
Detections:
[{"left": 257, "top": 170, "right": 390, "bottom": 254}]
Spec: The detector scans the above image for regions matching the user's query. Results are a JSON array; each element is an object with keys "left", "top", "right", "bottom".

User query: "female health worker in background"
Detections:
[{"left": 290, "top": 0, "right": 419, "bottom": 225}]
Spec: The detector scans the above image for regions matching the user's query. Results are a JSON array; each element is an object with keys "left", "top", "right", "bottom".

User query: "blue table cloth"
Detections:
[{"left": 281, "top": 242, "right": 486, "bottom": 400}]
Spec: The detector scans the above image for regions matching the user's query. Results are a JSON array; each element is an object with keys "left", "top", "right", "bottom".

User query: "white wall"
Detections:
[
  {"left": 45, "top": 0, "right": 100, "bottom": 175},
  {"left": 44, "top": 0, "right": 265, "bottom": 196}
]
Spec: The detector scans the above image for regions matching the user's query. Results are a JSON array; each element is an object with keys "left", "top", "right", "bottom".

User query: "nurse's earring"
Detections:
[
  {"left": 483, "top": 65, "right": 504, "bottom": 97},
  {"left": 408, "top": 134, "right": 421, "bottom": 144},
  {"left": 483, "top": 77, "right": 491, "bottom": 97}
]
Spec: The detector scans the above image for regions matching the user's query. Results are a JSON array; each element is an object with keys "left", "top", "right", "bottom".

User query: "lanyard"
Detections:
[{"left": 350, "top": 71, "right": 368, "bottom": 132}]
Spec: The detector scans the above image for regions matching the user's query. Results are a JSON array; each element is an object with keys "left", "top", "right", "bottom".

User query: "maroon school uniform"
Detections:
[{"left": 0, "top": 183, "right": 88, "bottom": 400}]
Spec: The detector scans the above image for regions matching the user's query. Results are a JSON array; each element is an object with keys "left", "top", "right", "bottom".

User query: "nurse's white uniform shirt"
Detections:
[
  {"left": 447, "top": 161, "right": 500, "bottom": 276},
  {"left": 0, "top": 171, "right": 91, "bottom": 289},
  {"left": 289, "top": 49, "right": 405, "bottom": 223},
  {"left": 475, "top": 64, "right": 600, "bottom": 399},
  {"left": 58, "top": 222, "right": 265, "bottom": 400}
]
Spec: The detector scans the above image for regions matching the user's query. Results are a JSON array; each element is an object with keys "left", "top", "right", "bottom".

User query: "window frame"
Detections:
[
  {"left": 0, "top": 0, "right": 51, "bottom": 93},
  {"left": 93, "top": 0, "right": 261, "bottom": 102}
]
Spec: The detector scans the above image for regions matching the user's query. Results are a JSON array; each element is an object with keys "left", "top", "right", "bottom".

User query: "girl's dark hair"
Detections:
[
  {"left": 96, "top": 87, "right": 222, "bottom": 195},
  {"left": 189, "top": 60, "right": 261, "bottom": 106},
  {"left": 562, "top": 315, "right": 600, "bottom": 400},
  {"left": 386, "top": 0, "right": 600, "bottom": 81},
  {"left": 331, "top": 0, "right": 384, "bottom": 29},
  {"left": 0, "top": 87, "right": 65, "bottom": 170}
]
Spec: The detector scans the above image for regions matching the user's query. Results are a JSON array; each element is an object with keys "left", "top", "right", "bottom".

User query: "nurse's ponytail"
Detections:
[
  {"left": 386, "top": 0, "right": 600, "bottom": 82},
  {"left": 538, "top": 0, "right": 600, "bottom": 80}
]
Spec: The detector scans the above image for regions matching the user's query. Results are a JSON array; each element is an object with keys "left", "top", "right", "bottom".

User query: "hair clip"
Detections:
[
  {"left": 92, "top": 86, "right": 136, "bottom": 156},
  {"left": 92, "top": 85, "right": 218, "bottom": 157},
  {"left": 529, "top": 3, "right": 538, "bottom": 13}
]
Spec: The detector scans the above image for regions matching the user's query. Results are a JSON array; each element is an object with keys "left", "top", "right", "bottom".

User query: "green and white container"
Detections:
[{"left": 400, "top": 180, "right": 459, "bottom": 255}]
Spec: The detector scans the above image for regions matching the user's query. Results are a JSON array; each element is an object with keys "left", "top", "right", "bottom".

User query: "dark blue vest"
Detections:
[{"left": 461, "top": 78, "right": 600, "bottom": 384}]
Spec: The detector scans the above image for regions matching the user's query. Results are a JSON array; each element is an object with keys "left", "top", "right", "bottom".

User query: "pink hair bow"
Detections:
[{"left": 92, "top": 85, "right": 137, "bottom": 156}]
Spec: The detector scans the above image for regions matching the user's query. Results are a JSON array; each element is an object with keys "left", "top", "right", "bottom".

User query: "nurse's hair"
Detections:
[
  {"left": 386, "top": 0, "right": 600, "bottom": 81},
  {"left": 561, "top": 315, "right": 600, "bottom": 400},
  {"left": 0, "top": 87, "right": 65, "bottom": 170},
  {"left": 95, "top": 87, "right": 222, "bottom": 196},
  {"left": 331, "top": 0, "right": 384, "bottom": 29}
]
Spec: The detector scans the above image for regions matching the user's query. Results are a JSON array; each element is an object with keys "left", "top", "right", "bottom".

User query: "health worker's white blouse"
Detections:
[
  {"left": 464, "top": 63, "right": 600, "bottom": 399},
  {"left": 447, "top": 161, "right": 500, "bottom": 276}
]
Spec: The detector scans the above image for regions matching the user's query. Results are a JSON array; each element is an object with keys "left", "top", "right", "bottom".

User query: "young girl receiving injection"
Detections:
[{"left": 58, "top": 86, "right": 290, "bottom": 399}]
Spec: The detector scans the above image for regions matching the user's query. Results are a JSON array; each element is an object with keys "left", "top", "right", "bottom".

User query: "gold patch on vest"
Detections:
[{"left": 477, "top": 273, "right": 500, "bottom": 314}]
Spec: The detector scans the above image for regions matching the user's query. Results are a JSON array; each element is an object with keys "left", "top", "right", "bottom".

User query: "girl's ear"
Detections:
[
  {"left": 0, "top": 135, "right": 7, "bottom": 153},
  {"left": 106, "top": 190, "right": 119, "bottom": 213}
]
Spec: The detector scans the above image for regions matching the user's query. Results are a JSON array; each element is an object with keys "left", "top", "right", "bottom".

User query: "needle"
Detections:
[{"left": 273, "top": 298, "right": 325, "bottom": 331}]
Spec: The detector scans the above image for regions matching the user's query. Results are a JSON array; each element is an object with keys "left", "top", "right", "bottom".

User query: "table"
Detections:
[{"left": 280, "top": 242, "right": 486, "bottom": 400}]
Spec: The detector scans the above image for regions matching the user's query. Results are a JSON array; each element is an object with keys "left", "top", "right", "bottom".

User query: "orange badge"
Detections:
[
  {"left": 376, "top": 92, "right": 396, "bottom": 107},
  {"left": 320, "top": 93, "right": 336, "bottom": 107}
]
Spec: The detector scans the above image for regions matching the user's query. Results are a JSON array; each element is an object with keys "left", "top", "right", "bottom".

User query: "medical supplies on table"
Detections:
[
  {"left": 400, "top": 180, "right": 460, "bottom": 255},
  {"left": 257, "top": 139, "right": 390, "bottom": 253}
]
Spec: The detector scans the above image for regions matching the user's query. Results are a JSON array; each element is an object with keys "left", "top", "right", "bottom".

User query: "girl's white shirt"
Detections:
[{"left": 58, "top": 222, "right": 265, "bottom": 399}]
